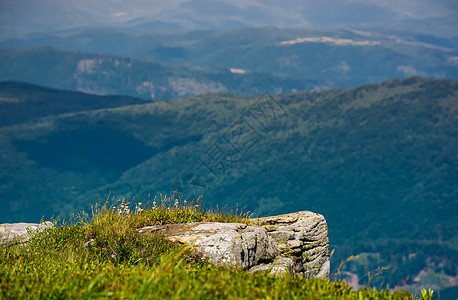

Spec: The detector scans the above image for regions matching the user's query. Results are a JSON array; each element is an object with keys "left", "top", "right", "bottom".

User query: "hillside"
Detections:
[
  {"left": 0, "top": 47, "right": 334, "bottom": 100},
  {"left": 2, "top": 27, "right": 457, "bottom": 87},
  {"left": 0, "top": 81, "right": 148, "bottom": 127},
  {"left": 0, "top": 77, "right": 457, "bottom": 295}
]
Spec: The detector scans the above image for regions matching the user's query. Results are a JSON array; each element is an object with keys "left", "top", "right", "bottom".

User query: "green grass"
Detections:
[{"left": 0, "top": 197, "right": 434, "bottom": 299}]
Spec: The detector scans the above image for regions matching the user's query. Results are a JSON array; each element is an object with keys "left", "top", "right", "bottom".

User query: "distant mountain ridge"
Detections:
[
  {"left": 0, "top": 47, "right": 335, "bottom": 101},
  {"left": 2, "top": 27, "right": 457, "bottom": 88},
  {"left": 2, "top": 0, "right": 457, "bottom": 40}
]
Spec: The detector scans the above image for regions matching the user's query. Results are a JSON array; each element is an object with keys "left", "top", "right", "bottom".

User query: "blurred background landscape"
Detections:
[{"left": 1, "top": 0, "right": 457, "bottom": 298}]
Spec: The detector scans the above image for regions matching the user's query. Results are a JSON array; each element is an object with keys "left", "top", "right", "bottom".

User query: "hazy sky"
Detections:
[{"left": 1, "top": 0, "right": 457, "bottom": 38}]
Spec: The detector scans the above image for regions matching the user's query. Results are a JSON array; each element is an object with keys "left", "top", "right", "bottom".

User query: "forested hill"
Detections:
[
  {"left": 0, "top": 81, "right": 147, "bottom": 127},
  {"left": 0, "top": 76, "right": 457, "bottom": 293}
]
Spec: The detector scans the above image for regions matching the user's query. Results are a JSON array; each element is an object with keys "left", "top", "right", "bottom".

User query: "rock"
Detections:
[
  {"left": 249, "top": 257, "right": 295, "bottom": 275},
  {"left": 138, "top": 222, "right": 279, "bottom": 270},
  {"left": 138, "top": 210, "right": 330, "bottom": 279},
  {"left": 0, "top": 221, "right": 54, "bottom": 246},
  {"left": 252, "top": 211, "right": 330, "bottom": 279}
]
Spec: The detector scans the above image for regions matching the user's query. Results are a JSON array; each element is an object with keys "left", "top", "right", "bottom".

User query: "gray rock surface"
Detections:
[
  {"left": 251, "top": 211, "right": 330, "bottom": 279},
  {"left": 0, "top": 221, "right": 54, "bottom": 246},
  {"left": 138, "top": 222, "right": 279, "bottom": 270},
  {"left": 138, "top": 211, "right": 330, "bottom": 279}
]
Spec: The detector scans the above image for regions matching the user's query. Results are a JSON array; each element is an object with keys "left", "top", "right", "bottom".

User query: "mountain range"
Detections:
[
  {"left": 0, "top": 46, "right": 335, "bottom": 101},
  {"left": 2, "top": 0, "right": 458, "bottom": 297},
  {"left": 1, "top": 0, "right": 457, "bottom": 39},
  {"left": 0, "top": 77, "right": 457, "bottom": 294},
  {"left": 1, "top": 27, "right": 457, "bottom": 96}
]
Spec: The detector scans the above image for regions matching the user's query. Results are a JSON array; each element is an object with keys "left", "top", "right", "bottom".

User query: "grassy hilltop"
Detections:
[{"left": 0, "top": 200, "right": 433, "bottom": 299}]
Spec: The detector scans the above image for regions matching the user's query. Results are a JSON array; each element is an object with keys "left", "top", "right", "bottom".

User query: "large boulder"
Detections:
[
  {"left": 251, "top": 211, "right": 330, "bottom": 279},
  {"left": 138, "top": 211, "right": 330, "bottom": 279},
  {"left": 138, "top": 222, "right": 280, "bottom": 270},
  {"left": 0, "top": 221, "right": 54, "bottom": 246}
]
